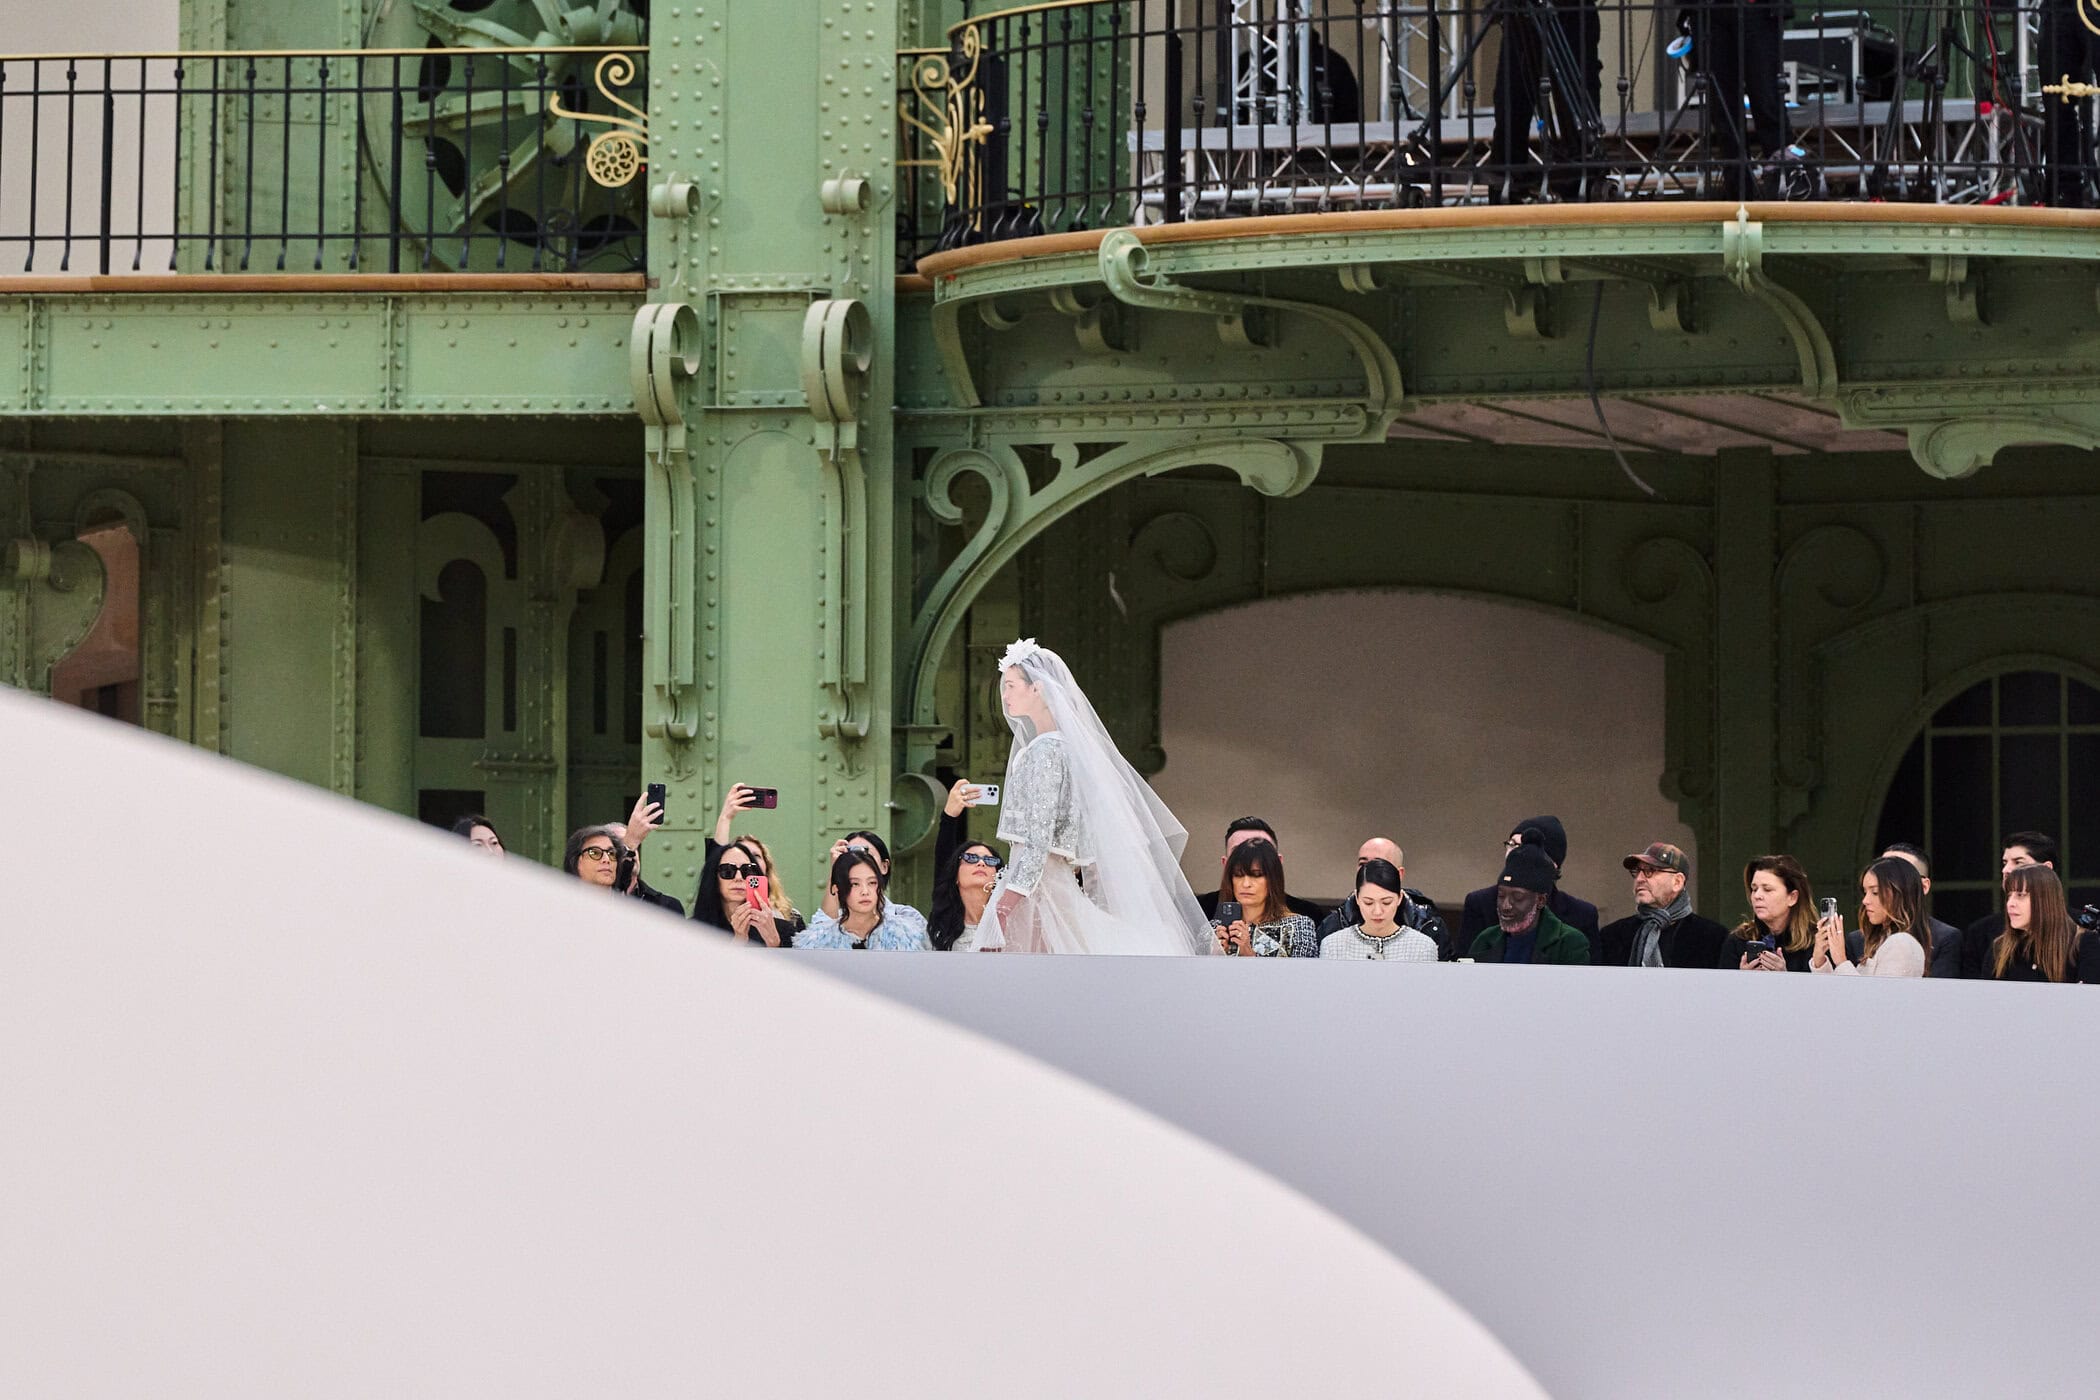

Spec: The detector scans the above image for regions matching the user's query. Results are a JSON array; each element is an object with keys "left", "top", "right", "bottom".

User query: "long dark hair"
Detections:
[
  {"left": 929, "top": 841, "right": 998, "bottom": 951},
  {"left": 693, "top": 838, "right": 767, "bottom": 930},
  {"left": 562, "top": 824, "right": 617, "bottom": 880},
  {"left": 1732, "top": 855, "right": 1817, "bottom": 954},
  {"left": 829, "top": 847, "right": 890, "bottom": 924},
  {"left": 450, "top": 813, "right": 503, "bottom": 848},
  {"left": 1995, "top": 864, "right": 2080, "bottom": 982},
  {"left": 1223, "top": 838, "right": 1291, "bottom": 927},
  {"left": 1860, "top": 856, "right": 1929, "bottom": 964}
]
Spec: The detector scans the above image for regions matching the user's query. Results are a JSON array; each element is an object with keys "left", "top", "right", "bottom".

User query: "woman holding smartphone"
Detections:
[
  {"left": 1988, "top": 864, "right": 2100, "bottom": 982},
  {"left": 1721, "top": 855, "right": 1817, "bottom": 972},
  {"left": 1812, "top": 857, "right": 1928, "bottom": 977},
  {"left": 690, "top": 784, "right": 804, "bottom": 945}
]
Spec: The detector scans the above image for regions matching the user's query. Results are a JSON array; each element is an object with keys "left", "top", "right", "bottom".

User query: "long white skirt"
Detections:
[{"left": 978, "top": 855, "right": 1203, "bottom": 956}]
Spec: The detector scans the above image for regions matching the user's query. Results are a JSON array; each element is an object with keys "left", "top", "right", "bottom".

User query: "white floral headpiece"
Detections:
[{"left": 999, "top": 637, "right": 1042, "bottom": 671}]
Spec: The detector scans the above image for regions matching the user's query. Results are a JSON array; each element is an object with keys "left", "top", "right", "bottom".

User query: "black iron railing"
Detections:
[
  {"left": 901, "top": 0, "right": 2091, "bottom": 263},
  {"left": 0, "top": 46, "right": 649, "bottom": 275}
]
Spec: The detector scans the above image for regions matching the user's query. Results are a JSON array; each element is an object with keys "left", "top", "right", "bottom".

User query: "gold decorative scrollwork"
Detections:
[
  {"left": 546, "top": 51, "right": 649, "bottom": 188},
  {"left": 903, "top": 24, "right": 993, "bottom": 218}
]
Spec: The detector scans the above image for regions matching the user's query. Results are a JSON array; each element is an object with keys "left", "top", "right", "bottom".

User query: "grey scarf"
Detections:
[{"left": 1632, "top": 890, "right": 1693, "bottom": 967}]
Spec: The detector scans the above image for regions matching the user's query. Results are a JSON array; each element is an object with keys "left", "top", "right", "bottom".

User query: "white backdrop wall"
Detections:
[{"left": 1152, "top": 591, "right": 1700, "bottom": 917}]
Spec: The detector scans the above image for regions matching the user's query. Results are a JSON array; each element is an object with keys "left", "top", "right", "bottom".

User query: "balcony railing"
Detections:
[
  {"left": 901, "top": 0, "right": 2091, "bottom": 263},
  {"left": 0, "top": 45, "right": 648, "bottom": 276}
]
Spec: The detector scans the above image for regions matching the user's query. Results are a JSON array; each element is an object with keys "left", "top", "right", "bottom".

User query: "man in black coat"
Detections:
[
  {"left": 1599, "top": 841, "right": 1728, "bottom": 968},
  {"left": 1458, "top": 815, "right": 1601, "bottom": 963},
  {"left": 1195, "top": 815, "right": 1327, "bottom": 924},
  {"left": 1879, "top": 843, "right": 1962, "bottom": 978}
]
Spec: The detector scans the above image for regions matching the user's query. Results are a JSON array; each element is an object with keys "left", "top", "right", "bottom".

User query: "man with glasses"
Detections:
[
  {"left": 1316, "top": 837, "right": 1454, "bottom": 959},
  {"left": 1599, "top": 842, "right": 1726, "bottom": 968}
]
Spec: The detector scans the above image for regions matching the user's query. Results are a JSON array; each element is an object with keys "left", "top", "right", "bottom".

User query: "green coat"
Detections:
[{"left": 1468, "top": 905, "right": 1591, "bottom": 965}]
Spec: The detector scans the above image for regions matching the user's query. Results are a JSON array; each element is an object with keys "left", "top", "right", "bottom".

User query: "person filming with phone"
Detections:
[
  {"left": 1812, "top": 857, "right": 1928, "bottom": 977},
  {"left": 929, "top": 777, "right": 1005, "bottom": 951},
  {"left": 606, "top": 788, "right": 683, "bottom": 914},
  {"left": 691, "top": 783, "right": 802, "bottom": 945}
]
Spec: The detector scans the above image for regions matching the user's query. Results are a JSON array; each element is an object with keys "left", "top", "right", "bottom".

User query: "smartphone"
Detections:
[
  {"left": 1216, "top": 899, "right": 1243, "bottom": 926},
  {"left": 743, "top": 786, "right": 779, "bottom": 810},
  {"left": 645, "top": 781, "right": 667, "bottom": 820},
  {"left": 973, "top": 783, "right": 1001, "bottom": 807},
  {"left": 746, "top": 874, "right": 771, "bottom": 909},
  {"left": 1819, "top": 897, "right": 1840, "bottom": 922}
]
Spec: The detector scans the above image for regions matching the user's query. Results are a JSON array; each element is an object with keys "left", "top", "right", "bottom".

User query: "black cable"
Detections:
[{"left": 1586, "top": 281, "right": 1658, "bottom": 499}]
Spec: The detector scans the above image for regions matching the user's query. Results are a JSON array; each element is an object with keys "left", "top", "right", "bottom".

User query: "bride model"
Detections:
[{"left": 977, "top": 639, "right": 1215, "bottom": 955}]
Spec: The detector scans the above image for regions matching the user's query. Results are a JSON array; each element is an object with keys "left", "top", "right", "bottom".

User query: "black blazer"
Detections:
[
  {"left": 1460, "top": 886, "right": 1602, "bottom": 964},
  {"left": 1598, "top": 911, "right": 1729, "bottom": 968}
]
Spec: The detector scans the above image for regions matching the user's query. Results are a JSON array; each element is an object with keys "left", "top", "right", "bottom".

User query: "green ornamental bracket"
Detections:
[
  {"left": 1721, "top": 209, "right": 1838, "bottom": 398},
  {"left": 801, "top": 298, "right": 876, "bottom": 740},
  {"left": 629, "top": 300, "right": 704, "bottom": 745},
  {"left": 903, "top": 435, "right": 1325, "bottom": 732},
  {"left": 1096, "top": 229, "right": 1405, "bottom": 428}
]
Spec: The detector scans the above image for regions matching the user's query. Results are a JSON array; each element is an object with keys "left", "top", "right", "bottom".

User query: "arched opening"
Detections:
[
  {"left": 48, "top": 522, "right": 141, "bottom": 726},
  {"left": 1151, "top": 591, "right": 1695, "bottom": 916},
  {"left": 1874, "top": 669, "right": 2100, "bottom": 930}
]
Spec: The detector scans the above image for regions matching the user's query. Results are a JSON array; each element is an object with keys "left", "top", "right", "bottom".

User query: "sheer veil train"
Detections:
[{"left": 977, "top": 639, "right": 1215, "bottom": 955}]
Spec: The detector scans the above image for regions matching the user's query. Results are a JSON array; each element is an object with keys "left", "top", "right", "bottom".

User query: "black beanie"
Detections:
[
  {"left": 1511, "top": 815, "right": 1568, "bottom": 869},
  {"left": 1498, "top": 844, "right": 1559, "bottom": 894}
]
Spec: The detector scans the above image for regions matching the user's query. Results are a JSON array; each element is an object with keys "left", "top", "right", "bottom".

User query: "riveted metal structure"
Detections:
[{"left": 8, "top": 0, "right": 2100, "bottom": 916}]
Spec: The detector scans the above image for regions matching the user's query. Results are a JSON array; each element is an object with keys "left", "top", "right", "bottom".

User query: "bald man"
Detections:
[{"left": 1317, "top": 837, "right": 1453, "bottom": 959}]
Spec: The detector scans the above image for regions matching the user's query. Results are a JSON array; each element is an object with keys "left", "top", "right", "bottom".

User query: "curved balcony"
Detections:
[
  {"left": 897, "top": 0, "right": 2100, "bottom": 477},
  {"left": 904, "top": 0, "right": 2093, "bottom": 252}
]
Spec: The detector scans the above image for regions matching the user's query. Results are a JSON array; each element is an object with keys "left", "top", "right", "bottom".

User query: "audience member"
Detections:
[
  {"left": 1813, "top": 857, "right": 1927, "bottom": 977},
  {"left": 692, "top": 784, "right": 801, "bottom": 941},
  {"left": 1600, "top": 843, "right": 1727, "bottom": 968},
  {"left": 799, "top": 848, "right": 932, "bottom": 950},
  {"left": 1879, "top": 842, "right": 1963, "bottom": 978},
  {"left": 694, "top": 838, "right": 803, "bottom": 945},
  {"left": 1960, "top": 832, "right": 2058, "bottom": 978},
  {"left": 1988, "top": 864, "right": 2100, "bottom": 983},
  {"left": 449, "top": 814, "right": 505, "bottom": 856},
  {"left": 1720, "top": 855, "right": 1817, "bottom": 971},
  {"left": 930, "top": 840, "right": 1003, "bottom": 951},
  {"left": 1458, "top": 816, "right": 1601, "bottom": 961},
  {"left": 1467, "top": 844, "right": 1592, "bottom": 964},
  {"left": 1211, "top": 839, "right": 1320, "bottom": 957},
  {"left": 606, "top": 790, "right": 683, "bottom": 914},
  {"left": 930, "top": 778, "right": 1004, "bottom": 951},
  {"left": 563, "top": 825, "right": 622, "bottom": 889},
  {"left": 817, "top": 828, "right": 932, "bottom": 940},
  {"left": 1317, "top": 838, "right": 1453, "bottom": 958},
  {"left": 1196, "top": 817, "right": 1325, "bottom": 923},
  {"left": 1321, "top": 859, "right": 1439, "bottom": 961}
]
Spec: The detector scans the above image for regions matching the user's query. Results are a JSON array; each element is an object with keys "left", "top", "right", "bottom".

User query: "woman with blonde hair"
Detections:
[
  {"left": 1989, "top": 864, "right": 2100, "bottom": 983},
  {"left": 1812, "top": 857, "right": 1928, "bottom": 977},
  {"left": 1721, "top": 855, "right": 1817, "bottom": 972}
]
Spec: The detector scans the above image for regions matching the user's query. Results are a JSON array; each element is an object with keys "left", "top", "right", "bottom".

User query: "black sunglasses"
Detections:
[
  {"left": 717, "top": 862, "right": 763, "bottom": 880},
  {"left": 960, "top": 850, "right": 1004, "bottom": 869}
]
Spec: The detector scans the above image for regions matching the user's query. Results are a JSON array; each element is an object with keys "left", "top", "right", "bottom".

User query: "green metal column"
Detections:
[
  {"left": 217, "top": 422, "right": 359, "bottom": 792},
  {"left": 638, "top": 0, "right": 901, "bottom": 911},
  {"left": 1711, "top": 453, "right": 1779, "bottom": 913}
]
